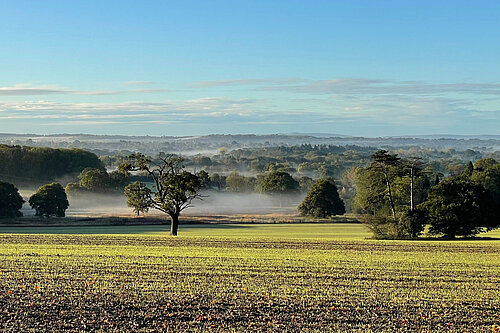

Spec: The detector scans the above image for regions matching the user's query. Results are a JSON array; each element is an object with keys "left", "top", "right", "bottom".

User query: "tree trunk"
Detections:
[
  {"left": 384, "top": 172, "right": 396, "bottom": 217},
  {"left": 410, "top": 167, "right": 414, "bottom": 211},
  {"left": 170, "top": 214, "right": 179, "bottom": 236}
]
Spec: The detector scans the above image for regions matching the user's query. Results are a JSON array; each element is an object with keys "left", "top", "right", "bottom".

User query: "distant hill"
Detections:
[
  {"left": 287, "top": 132, "right": 353, "bottom": 138},
  {"left": 391, "top": 134, "right": 500, "bottom": 140},
  {"left": 0, "top": 133, "right": 499, "bottom": 156}
]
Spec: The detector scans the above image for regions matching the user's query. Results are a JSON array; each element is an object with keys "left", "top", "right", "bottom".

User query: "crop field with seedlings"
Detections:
[{"left": 0, "top": 224, "right": 499, "bottom": 332}]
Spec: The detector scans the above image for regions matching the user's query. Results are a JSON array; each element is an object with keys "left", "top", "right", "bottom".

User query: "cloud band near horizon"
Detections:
[{"left": 0, "top": 77, "right": 498, "bottom": 136}]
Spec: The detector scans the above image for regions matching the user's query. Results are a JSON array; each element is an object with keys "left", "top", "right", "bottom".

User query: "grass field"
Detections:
[{"left": 0, "top": 224, "right": 499, "bottom": 332}]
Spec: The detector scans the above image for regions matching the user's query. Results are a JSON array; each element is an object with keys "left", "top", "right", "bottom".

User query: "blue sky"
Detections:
[{"left": 1, "top": 0, "right": 499, "bottom": 136}]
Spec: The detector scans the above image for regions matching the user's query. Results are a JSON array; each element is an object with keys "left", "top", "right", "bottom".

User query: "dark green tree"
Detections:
[
  {"left": 0, "top": 145, "right": 103, "bottom": 181},
  {"left": 403, "top": 157, "right": 426, "bottom": 211},
  {"left": 420, "top": 177, "right": 497, "bottom": 238},
  {"left": 122, "top": 154, "right": 202, "bottom": 236},
  {"left": 354, "top": 153, "right": 430, "bottom": 239},
  {"left": 124, "top": 181, "right": 152, "bottom": 216},
  {"left": 108, "top": 169, "right": 130, "bottom": 189},
  {"left": 352, "top": 167, "right": 389, "bottom": 215},
  {"left": 0, "top": 181, "right": 24, "bottom": 218},
  {"left": 298, "top": 176, "right": 314, "bottom": 192},
  {"left": 396, "top": 208, "right": 427, "bottom": 239},
  {"left": 368, "top": 150, "right": 401, "bottom": 217},
  {"left": 65, "top": 182, "right": 87, "bottom": 198},
  {"left": 71, "top": 166, "right": 129, "bottom": 195},
  {"left": 462, "top": 161, "right": 474, "bottom": 177},
  {"left": 256, "top": 171, "right": 299, "bottom": 207},
  {"left": 225, "top": 172, "right": 254, "bottom": 192},
  {"left": 470, "top": 158, "right": 500, "bottom": 224},
  {"left": 210, "top": 173, "right": 226, "bottom": 191},
  {"left": 196, "top": 170, "right": 211, "bottom": 189},
  {"left": 298, "top": 177, "right": 345, "bottom": 218},
  {"left": 471, "top": 158, "right": 500, "bottom": 205},
  {"left": 78, "top": 168, "right": 111, "bottom": 192},
  {"left": 29, "top": 183, "right": 69, "bottom": 218},
  {"left": 473, "top": 158, "right": 498, "bottom": 170},
  {"left": 256, "top": 171, "right": 299, "bottom": 194}
]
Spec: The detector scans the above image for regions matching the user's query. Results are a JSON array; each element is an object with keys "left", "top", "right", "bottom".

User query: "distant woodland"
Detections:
[
  {"left": 1, "top": 133, "right": 499, "bottom": 156},
  {"left": 1, "top": 134, "right": 499, "bottom": 216},
  {"left": 1, "top": 134, "right": 499, "bottom": 239},
  {"left": 1, "top": 134, "right": 499, "bottom": 187},
  {"left": 0, "top": 144, "right": 103, "bottom": 183}
]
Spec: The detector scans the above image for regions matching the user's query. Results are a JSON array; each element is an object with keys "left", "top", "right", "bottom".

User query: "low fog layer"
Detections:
[
  {"left": 188, "top": 192, "right": 306, "bottom": 215},
  {"left": 66, "top": 193, "right": 131, "bottom": 216},
  {"left": 19, "top": 190, "right": 130, "bottom": 217},
  {"left": 19, "top": 189, "right": 306, "bottom": 217}
]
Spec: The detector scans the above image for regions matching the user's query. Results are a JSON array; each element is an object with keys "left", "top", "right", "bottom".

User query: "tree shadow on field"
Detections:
[
  {"left": 410, "top": 236, "right": 500, "bottom": 241},
  {"left": 0, "top": 218, "right": 257, "bottom": 235}
]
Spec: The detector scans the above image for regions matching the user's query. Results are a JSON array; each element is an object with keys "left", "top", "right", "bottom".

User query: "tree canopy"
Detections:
[
  {"left": 225, "top": 172, "right": 255, "bottom": 192},
  {"left": 256, "top": 171, "right": 299, "bottom": 194},
  {"left": 0, "top": 181, "right": 24, "bottom": 218},
  {"left": 354, "top": 150, "right": 431, "bottom": 238},
  {"left": 122, "top": 154, "right": 202, "bottom": 236},
  {"left": 29, "top": 183, "right": 69, "bottom": 218},
  {"left": 368, "top": 150, "right": 401, "bottom": 217},
  {"left": 78, "top": 168, "right": 112, "bottom": 192},
  {"left": 124, "top": 181, "right": 152, "bottom": 216},
  {"left": 65, "top": 167, "right": 130, "bottom": 197},
  {"left": 420, "top": 176, "right": 497, "bottom": 238},
  {"left": 470, "top": 158, "right": 500, "bottom": 211},
  {"left": 0, "top": 144, "right": 103, "bottom": 182},
  {"left": 298, "top": 177, "right": 345, "bottom": 218}
]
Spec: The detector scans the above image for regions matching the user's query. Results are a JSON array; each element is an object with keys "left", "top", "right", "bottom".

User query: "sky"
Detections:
[{"left": 0, "top": 0, "right": 499, "bottom": 137}]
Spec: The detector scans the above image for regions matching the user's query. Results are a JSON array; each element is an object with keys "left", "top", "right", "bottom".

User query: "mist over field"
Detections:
[
  {"left": 67, "top": 192, "right": 304, "bottom": 216},
  {"left": 188, "top": 192, "right": 305, "bottom": 215},
  {"left": 18, "top": 188, "right": 305, "bottom": 217}
]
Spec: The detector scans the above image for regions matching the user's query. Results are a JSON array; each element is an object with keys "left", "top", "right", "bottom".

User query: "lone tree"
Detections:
[
  {"left": 29, "top": 183, "right": 69, "bottom": 218},
  {"left": 298, "top": 177, "right": 345, "bottom": 218},
  {"left": 124, "top": 181, "right": 152, "bottom": 216},
  {"left": 122, "top": 153, "right": 202, "bottom": 236},
  {"left": 0, "top": 181, "right": 24, "bottom": 218}
]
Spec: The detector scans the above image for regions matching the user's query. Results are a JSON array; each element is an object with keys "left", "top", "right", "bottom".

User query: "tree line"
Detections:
[
  {"left": 353, "top": 150, "right": 500, "bottom": 239},
  {"left": 1, "top": 145, "right": 498, "bottom": 239},
  {"left": 0, "top": 145, "right": 103, "bottom": 183}
]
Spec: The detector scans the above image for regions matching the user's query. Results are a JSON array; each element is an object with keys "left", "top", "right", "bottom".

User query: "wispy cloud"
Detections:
[
  {"left": 1, "top": 78, "right": 499, "bottom": 135},
  {"left": 256, "top": 78, "right": 500, "bottom": 95},
  {"left": 0, "top": 84, "right": 68, "bottom": 96},
  {"left": 122, "top": 81, "right": 155, "bottom": 86},
  {"left": 0, "top": 83, "right": 171, "bottom": 96},
  {"left": 75, "top": 89, "right": 171, "bottom": 95},
  {"left": 0, "top": 97, "right": 265, "bottom": 119},
  {"left": 190, "top": 76, "right": 500, "bottom": 95},
  {"left": 191, "top": 78, "right": 305, "bottom": 88},
  {"left": 0, "top": 93, "right": 496, "bottom": 129}
]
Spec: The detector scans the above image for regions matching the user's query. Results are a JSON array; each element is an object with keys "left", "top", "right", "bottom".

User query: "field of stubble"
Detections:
[{"left": 0, "top": 224, "right": 498, "bottom": 332}]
